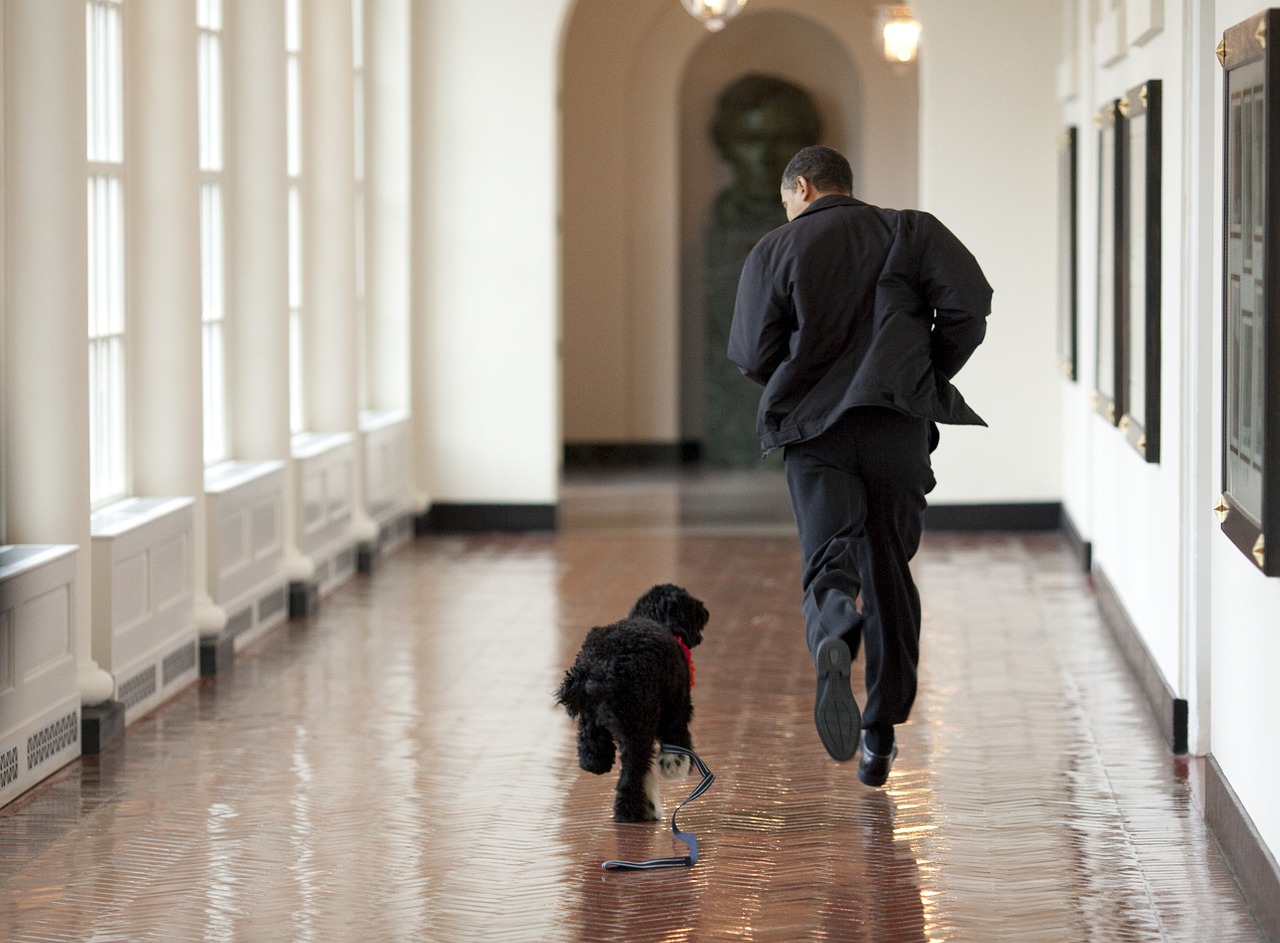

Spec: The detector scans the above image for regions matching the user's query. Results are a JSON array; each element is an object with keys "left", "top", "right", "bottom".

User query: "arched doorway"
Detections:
[{"left": 559, "top": 0, "right": 918, "bottom": 466}]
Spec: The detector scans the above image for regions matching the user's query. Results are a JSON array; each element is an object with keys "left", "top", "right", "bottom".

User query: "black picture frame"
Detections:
[
  {"left": 1219, "top": 10, "right": 1280, "bottom": 576},
  {"left": 1094, "top": 100, "right": 1124, "bottom": 425},
  {"left": 1119, "top": 80, "right": 1162, "bottom": 462},
  {"left": 1057, "top": 126, "right": 1079, "bottom": 381}
]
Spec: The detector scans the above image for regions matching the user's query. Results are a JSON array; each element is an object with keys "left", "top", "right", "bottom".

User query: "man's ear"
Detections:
[{"left": 793, "top": 175, "right": 812, "bottom": 200}]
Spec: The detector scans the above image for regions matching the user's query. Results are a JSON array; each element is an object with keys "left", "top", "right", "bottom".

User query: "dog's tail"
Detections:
[{"left": 554, "top": 663, "right": 592, "bottom": 719}]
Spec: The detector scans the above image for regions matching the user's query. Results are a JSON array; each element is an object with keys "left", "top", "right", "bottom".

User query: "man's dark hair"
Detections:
[{"left": 781, "top": 145, "right": 853, "bottom": 195}]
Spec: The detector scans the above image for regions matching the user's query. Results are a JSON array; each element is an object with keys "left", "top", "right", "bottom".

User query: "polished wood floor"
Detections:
[{"left": 0, "top": 468, "right": 1266, "bottom": 942}]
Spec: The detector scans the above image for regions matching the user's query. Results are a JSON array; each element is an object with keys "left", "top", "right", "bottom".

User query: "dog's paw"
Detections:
[{"left": 658, "top": 750, "right": 692, "bottom": 779}]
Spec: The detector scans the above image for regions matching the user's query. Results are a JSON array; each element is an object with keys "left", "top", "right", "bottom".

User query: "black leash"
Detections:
[{"left": 601, "top": 745, "right": 715, "bottom": 871}]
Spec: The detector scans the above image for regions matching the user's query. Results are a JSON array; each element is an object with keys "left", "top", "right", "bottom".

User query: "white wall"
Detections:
[
  {"left": 1208, "top": 0, "right": 1280, "bottom": 863},
  {"left": 410, "top": 0, "right": 562, "bottom": 504},
  {"left": 914, "top": 0, "right": 1063, "bottom": 504},
  {"left": 1057, "top": 0, "right": 1190, "bottom": 707},
  {"left": 1053, "top": 0, "right": 1280, "bottom": 864}
]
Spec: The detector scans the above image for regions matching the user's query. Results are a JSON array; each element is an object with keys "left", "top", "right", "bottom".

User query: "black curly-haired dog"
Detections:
[{"left": 555, "top": 584, "right": 709, "bottom": 822}]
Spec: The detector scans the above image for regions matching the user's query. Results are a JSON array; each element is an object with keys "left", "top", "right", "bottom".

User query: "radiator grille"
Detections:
[
  {"left": 118, "top": 666, "right": 157, "bottom": 709},
  {"left": 28, "top": 712, "right": 78, "bottom": 769},
  {"left": 227, "top": 606, "right": 253, "bottom": 638},
  {"left": 0, "top": 747, "right": 18, "bottom": 788},
  {"left": 162, "top": 641, "right": 197, "bottom": 686},
  {"left": 258, "top": 587, "right": 286, "bottom": 621}
]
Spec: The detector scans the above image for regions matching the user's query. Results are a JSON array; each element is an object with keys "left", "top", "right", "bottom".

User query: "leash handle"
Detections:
[{"left": 601, "top": 745, "right": 714, "bottom": 872}]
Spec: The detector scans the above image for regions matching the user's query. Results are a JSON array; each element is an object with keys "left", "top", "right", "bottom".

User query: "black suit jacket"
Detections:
[{"left": 728, "top": 195, "right": 992, "bottom": 454}]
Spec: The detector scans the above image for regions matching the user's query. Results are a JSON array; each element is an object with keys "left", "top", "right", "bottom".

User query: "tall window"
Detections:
[
  {"left": 86, "top": 0, "right": 127, "bottom": 506},
  {"left": 198, "top": 0, "right": 228, "bottom": 463},
  {"left": 286, "top": 0, "right": 304, "bottom": 433}
]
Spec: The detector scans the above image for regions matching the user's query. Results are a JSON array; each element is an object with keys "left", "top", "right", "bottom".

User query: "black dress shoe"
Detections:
[
  {"left": 814, "top": 638, "right": 860, "bottom": 761},
  {"left": 857, "top": 731, "right": 898, "bottom": 787}
]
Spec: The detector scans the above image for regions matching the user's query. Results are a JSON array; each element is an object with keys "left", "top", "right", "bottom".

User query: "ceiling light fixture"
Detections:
[
  {"left": 681, "top": 0, "right": 748, "bottom": 33},
  {"left": 880, "top": 5, "right": 922, "bottom": 63}
]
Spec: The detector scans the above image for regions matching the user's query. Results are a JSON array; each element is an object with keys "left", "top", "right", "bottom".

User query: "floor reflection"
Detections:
[{"left": 0, "top": 471, "right": 1267, "bottom": 942}]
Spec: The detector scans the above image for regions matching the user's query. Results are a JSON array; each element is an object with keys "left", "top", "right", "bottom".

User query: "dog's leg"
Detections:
[
  {"left": 577, "top": 719, "right": 615, "bottom": 775},
  {"left": 643, "top": 765, "right": 662, "bottom": 817},
  {"left": 657, "top": 689, "right": 694, "bottom": 779},
  {"left": 613, "top": 736, "right": 660, "bottom": 823}
]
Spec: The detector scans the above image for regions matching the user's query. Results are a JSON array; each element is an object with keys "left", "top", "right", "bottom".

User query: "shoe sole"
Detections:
[{"left": 814, "top": 638, "right": 860, "bottom": 761}]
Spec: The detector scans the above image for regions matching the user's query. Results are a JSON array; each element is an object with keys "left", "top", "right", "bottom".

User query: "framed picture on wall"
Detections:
[
  {"left": 1057, "top": 126, "right": 1079, "bottom": 381},
  {"left": 1093, "top": 100, "right": 1124, "bottom": 425},
  {"left": 1217, "top": 10, "right": 1280, "bottom": 576},
  {"left": 1119, "top": 80, "right": 1162, "bottom": 463}
]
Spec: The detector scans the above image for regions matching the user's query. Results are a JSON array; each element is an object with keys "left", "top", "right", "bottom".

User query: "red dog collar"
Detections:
[{"left": 677, "top": 637, "right": 695, "bottom": 689}]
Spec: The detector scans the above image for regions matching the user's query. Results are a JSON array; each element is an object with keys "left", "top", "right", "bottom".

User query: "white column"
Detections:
[
  {"left": 2, "top": 0, "right": 114, "bottom": 705},
  {"left": 364, "top": 0, "right": 411, "bottom": 416},
  {"left": 301, "top": 0, "right": 357, "bottom": 434},
  {"left": 126, "top": 0, "right": 221, "bottom": 632},
  {"left": 302, "top": 0, "right": 376, "bottom": 544},
  {"left": 225, "top": 0, "right": 290, "bottom": 463},
  {"left": 408, "top": 2, "right": 435, "bottom": 508},
  {"left": 224, "top": 0, "right": 309, "bottom": 579}
]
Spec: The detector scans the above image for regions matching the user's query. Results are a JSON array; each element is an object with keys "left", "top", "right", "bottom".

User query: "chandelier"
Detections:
[{"left": 681, "top": 0, "right": 748, "bottom": 33}]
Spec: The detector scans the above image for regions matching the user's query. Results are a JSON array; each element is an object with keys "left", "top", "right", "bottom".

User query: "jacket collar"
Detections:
[{"left": 797, "top": 193, "right": 863, "bottom": 218}]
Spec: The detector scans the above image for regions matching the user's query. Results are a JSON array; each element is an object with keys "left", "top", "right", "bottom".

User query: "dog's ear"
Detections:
[{"left": 631, "top": 584, "right": 709, "bottom": 647}]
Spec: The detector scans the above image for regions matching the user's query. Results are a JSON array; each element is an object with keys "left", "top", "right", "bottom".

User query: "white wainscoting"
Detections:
[
  {"left": 292, "top": 432, "right": 356, "bottom": 597},
  {"left": 0, "top": 545, "right": 81, "bottom": 809},
  {"left": 205, "top": 460, "right": 289, "bottom": 651},
  {"left": 90, "top": 498, "right": 200, "bottom": 723},
  {"left": 359, "top": 409, "right": 414, "bottom": 552}
]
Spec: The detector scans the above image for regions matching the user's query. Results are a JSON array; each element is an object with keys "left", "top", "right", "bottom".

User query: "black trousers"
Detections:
[{"left": 783, "top": 407, "right": 936, "bottom": 730}]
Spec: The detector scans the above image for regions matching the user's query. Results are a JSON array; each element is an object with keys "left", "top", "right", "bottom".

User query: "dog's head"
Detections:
[{"left": 629, "top": 584, "right": 709, "bottom": 649}]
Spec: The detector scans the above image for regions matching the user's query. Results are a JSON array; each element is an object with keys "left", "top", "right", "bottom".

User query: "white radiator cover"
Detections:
[
  {"left": 0, "top": 545, "right": 81, "bottom": 809},
  {"left": 360, "top": 409, "right": 414, "bottom": 551},
  {"left": 90, "top": 498, "right": 200, "bottom": 724},
  {"left": 205, "top": 460, "right": 289, "bottom": 651},
  {"left": 292, "top": 432, "right": 357, "bottom": 596}
]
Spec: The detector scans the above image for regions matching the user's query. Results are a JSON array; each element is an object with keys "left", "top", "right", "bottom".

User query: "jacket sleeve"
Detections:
[
  {"left": 728, "top": 242, "right": 791, "bottom": 386},
  {"left": 917, "top": 215, "right": 992, "bottom": 380}
]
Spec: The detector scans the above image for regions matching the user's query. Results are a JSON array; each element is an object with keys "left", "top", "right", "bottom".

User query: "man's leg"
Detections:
[
  {"left": 784, "top": 424, "right": 867, "bottom": 762},
  {"left": 853, "top": 409, "right": 934, "bottom": 749},
  {"left": 783, "top": 439, "right": 867, "bottom": 660}
]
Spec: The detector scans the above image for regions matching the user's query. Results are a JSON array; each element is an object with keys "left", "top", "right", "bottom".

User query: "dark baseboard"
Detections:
[
  {"left": 422, "top": 503, "right": 558, "bottom": 533},
  {"left": 564, "top": 441, "right": 701, "bottom": 468},
  {"left": 81, "top": 700, "right": 126, "bottom": 755},
  {"left": 289, "top": 580, "right": 320, "bottom": 619},
  {"left": 1093, "top": 565, "right": 1188, "bottom": 754},
  {"left": 1059, "top": 505, "right": 1093, "bottom": 572},
  {"left": 1205, "top": 755, "right": 1280, "bottom": 942},
  {"left": 356, "top": 541, "right": 379, "bottom": 574},
  {"left": 923, "top": 501, "right": 1062, "bottom": 531},
  {"left": 199, "top": 632, "right": 236, "bottom": 677}
]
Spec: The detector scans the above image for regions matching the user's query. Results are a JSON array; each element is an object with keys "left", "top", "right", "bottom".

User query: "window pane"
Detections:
[
  {"left": 286, "top": 0, "right": 300, "bottom": 53},
  {"left": 287, "top": 56, "right": 301, "bottom": 178},
  {"left": 198, "top": 31, "right": 223, "bottom": 171}
]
